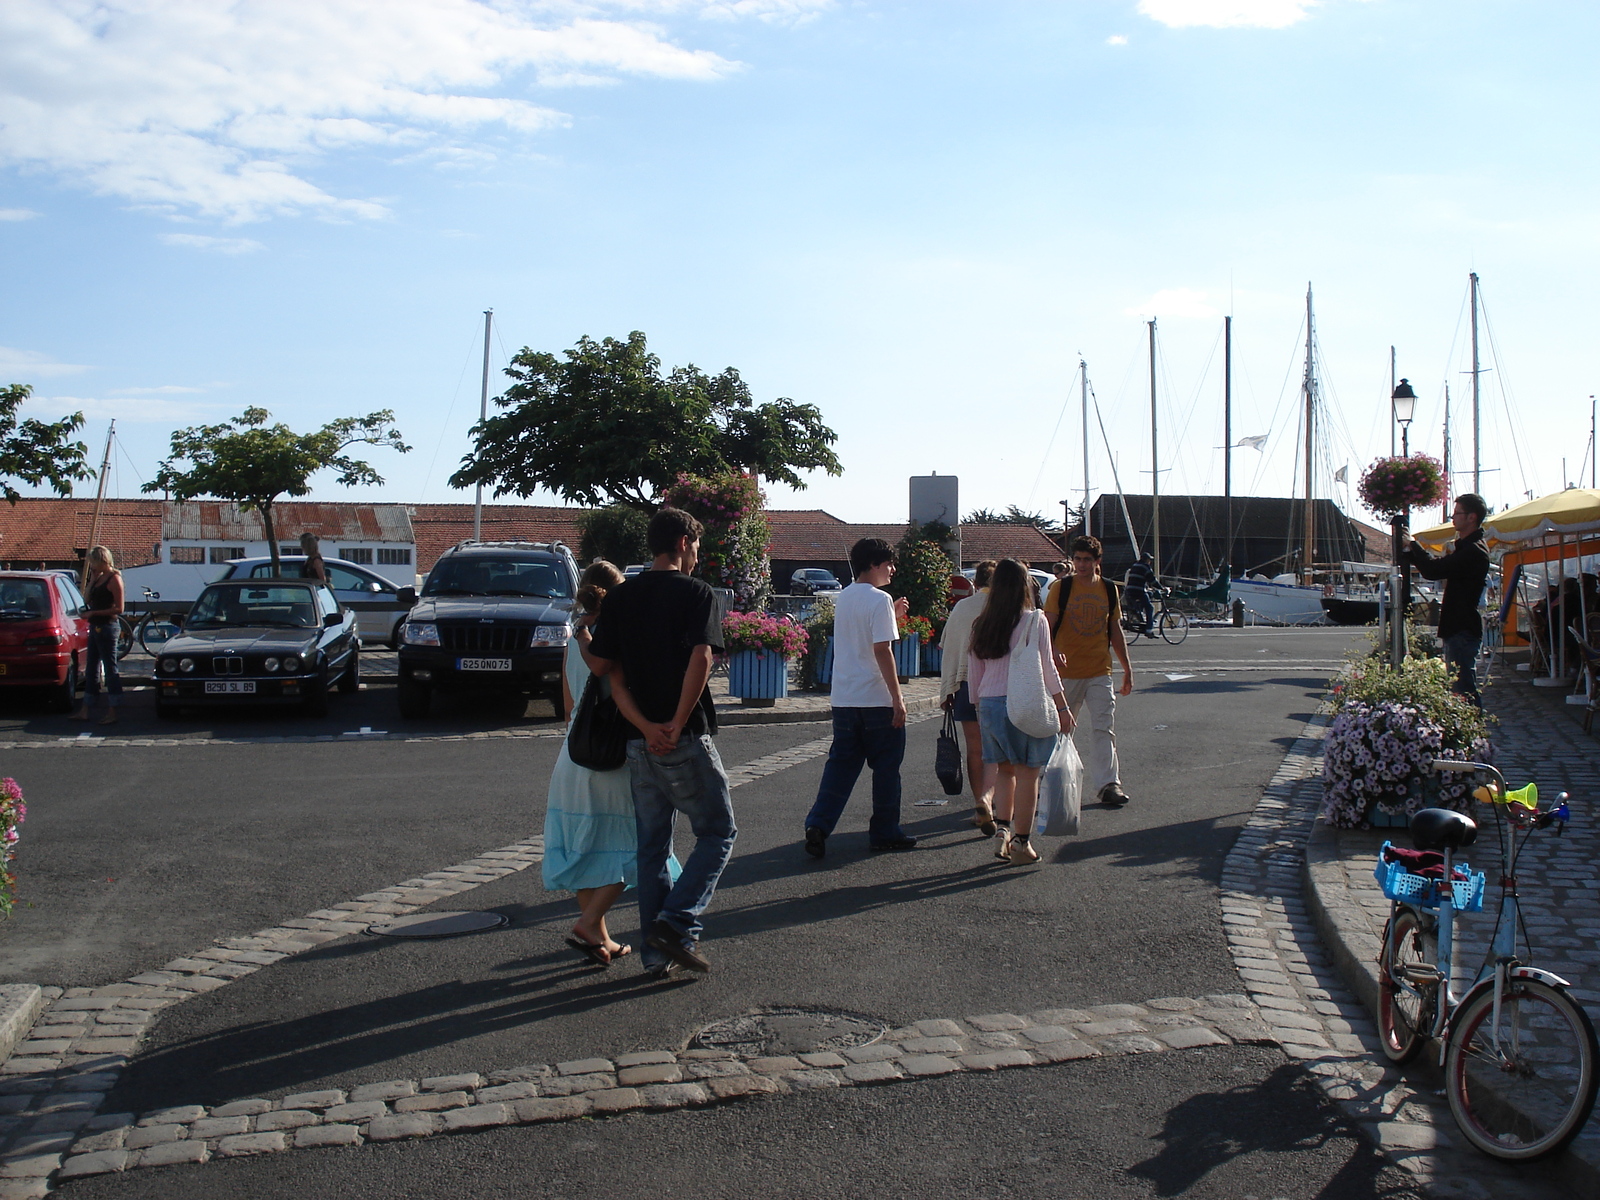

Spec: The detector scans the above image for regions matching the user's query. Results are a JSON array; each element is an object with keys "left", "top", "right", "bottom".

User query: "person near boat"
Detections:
[
  {"left": 1123, "top": 552, "right": 1159, "bottom": 635},
  {"left": 1401, "top": 494, "right": 1491, "bottom": 705},
  {"left": 939, "top": 559, "right": 998, "bottom": 835},
  {"left": 73, "top": 546, "right": 124, "bottom": 725},
  {"left": 966, "top": 558, "right": 1073, "bottom": 865},
  {"left": 542, "top": 561, "right": 679, "bottom": 968},
  {"left": 1043, "top": 536, "right": 1134, "bottom": 806}
]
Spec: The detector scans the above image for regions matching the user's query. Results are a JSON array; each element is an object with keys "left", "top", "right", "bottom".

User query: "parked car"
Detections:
[
  {"left": 218, "top": 556, "right": 414, "bottom": 647},
  {"left": 623, "top": 564, "right": 648, "bottom": 578},
  {"left": 0, "top": 572, "right": 90, "bottom": 712},
  {"left": 153, "top": 580, "right": 360, "bottom": 718},
  {"left": 790, "top": 568, "right": 843, "bottom": 596},
  {"left": 395, "top": 541, "right": 579, "bottom": 720}
]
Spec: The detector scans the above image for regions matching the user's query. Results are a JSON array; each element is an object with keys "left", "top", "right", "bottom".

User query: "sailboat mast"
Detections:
[
  {"left": 1149, "top": 318, "right": 1160, "bottom": 576},
  {"left": 83, "top": 422, "right": 115, "bottom": 590},
  {"left": 1389, "top": 346, "right": 1396, "bottom": 457},
  {"left": 1080, "top": 359, "right": 1090, "bottom": 540},
  {"left": 1470, "top": 272, "right": 1481, "bottom": 494},
  {"left": 1442, "top": 385, "right": 1451, "bottom": 522},
  {"left": 473, "top": 309, "right": 493, "bottom": 542},
  {"left": 1224, "top": 315, "right": 1233, "bottom": 574},
  {"left": 1302, "top": 285, "right": 1316, "bottom": 584}
]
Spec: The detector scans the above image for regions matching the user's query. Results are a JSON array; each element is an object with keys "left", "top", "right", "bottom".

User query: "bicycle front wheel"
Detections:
[
  {"left": 1158, "top": 610, "right": 1190, "bottom": 644},
  {"left": 1377, "top": 907, "right": 1434, "bottom": 1064},
  {"left": 1445, "top": 976, "right": 1599, "bottom": 1160},
  {"left": 113, "top": 616, "right": 135, "bottom": 660},
  {"left": 138, "top": 615, "right": 182, "bottom": 655}
]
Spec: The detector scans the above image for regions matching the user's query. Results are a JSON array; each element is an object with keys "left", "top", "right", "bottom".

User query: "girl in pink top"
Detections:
[{"left": 967, "top": 559, "right": 1074, "bottom": 864}]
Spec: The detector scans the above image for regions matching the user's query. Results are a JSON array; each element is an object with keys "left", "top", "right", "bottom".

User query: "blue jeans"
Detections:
[
  {"left": 85, "top": 623, "right": 121, "bottom": 706},
  {"left": 628, "top": 735, "right": 736, "bottom": 967},
  {"left": 1443, "top": 632, "right": 1482, "bottom": 705},
  {"left": 1126, "top": 591, "right": 1153, "bottom": 632},
  {"left": 805, "top": 707, "right": 907, "bottom": 841}
]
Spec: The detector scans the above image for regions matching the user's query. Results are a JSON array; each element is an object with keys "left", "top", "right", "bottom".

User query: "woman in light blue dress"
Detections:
[{"left": 543, "top": 563, "right": 677, "bottom": 966}]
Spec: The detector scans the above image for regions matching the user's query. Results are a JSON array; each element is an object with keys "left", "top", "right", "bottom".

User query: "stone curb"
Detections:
[{"left": 0, "top": 990, "right": 44, "bottom": 1074}]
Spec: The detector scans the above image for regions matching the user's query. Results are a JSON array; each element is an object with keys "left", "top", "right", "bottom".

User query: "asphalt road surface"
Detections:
[{"left": 4, "top": 626, "right": 1425, "bottom": 1198}]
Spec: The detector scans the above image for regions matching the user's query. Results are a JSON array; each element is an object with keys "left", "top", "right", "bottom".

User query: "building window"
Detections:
[
  {"left": 209, "top": 546, "right": 246, "bottom": 564},
  {"left": 377, "top": 548, "right": 412, "bottom": 566},
  {"left": 170, "top": 546, "right": 204, "bottom": 564},
  {"left": 340, "top": 547, "right": 374, "bottom": 564},
  {"left": 280, "top": 544, "right": 301, "bottom": 558}
]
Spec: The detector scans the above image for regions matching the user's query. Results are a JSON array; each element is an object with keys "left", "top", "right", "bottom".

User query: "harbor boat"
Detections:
[{"left": 1319, "top": 561, "right": 1387, "bottom": 625}]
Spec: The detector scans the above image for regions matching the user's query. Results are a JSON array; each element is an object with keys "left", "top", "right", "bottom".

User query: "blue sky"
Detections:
[{"left": 2, "top": 0, "right": 1595, "bottom": 531}]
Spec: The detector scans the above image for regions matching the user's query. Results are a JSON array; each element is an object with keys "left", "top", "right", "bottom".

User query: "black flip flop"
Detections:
[{"left": 565, "top": 936, "right": 611, "bottom": 968}]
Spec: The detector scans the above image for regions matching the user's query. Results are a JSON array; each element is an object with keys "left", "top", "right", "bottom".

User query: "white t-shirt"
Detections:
[{"left": 830, "top": 581, "right": 899, "bottom": 708}]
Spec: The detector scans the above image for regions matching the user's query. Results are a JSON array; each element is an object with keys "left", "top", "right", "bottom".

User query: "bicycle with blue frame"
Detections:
[{"left": 1375, "top": 759, "right": 1598, "bottom": 1160}]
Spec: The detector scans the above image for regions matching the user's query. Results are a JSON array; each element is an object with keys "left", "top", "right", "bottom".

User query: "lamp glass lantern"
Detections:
[{"left": 1392, "top": 378, "right": 1418, "bottom": 456}]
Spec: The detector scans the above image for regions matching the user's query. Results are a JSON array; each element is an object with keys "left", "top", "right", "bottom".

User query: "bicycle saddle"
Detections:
[{"left": 1409, "top": 807, "right": 1478, "bottom": 851}]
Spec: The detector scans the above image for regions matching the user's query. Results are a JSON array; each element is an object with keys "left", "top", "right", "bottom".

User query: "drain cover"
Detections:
[
  {"left": 691, "top": 1008, "right": 887, "bottom": 1056},
  {"left": 367, "top": 911, "right": 510, "bottom": 939}
]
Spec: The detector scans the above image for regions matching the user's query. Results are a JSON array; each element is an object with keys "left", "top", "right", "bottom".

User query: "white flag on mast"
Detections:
[{"left": 1236, "top": 434, "right": 1268, "bottom": 451}]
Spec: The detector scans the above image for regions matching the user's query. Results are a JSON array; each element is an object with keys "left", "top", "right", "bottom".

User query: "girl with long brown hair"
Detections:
[{"left": 965, "top": 559, "right": 1073, "bottom": 864}]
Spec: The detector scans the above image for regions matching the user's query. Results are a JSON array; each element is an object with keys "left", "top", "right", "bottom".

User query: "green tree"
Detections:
[
  {"left": 965, "top": 504, "right": 1063, "bottom": 535},
  {"left": 448, "top": 331, "right": 842, "bottom": 510},
  {"left": 145, "top": 408, "right": 409, "bottom": 574},
  {"left": 0, "top": 384, "right": 95, "bottom": 502},
  {"left": 889, "top": 526, "right": 952, "bottom": 631},
  {"left": 576, "top": 504, "right": 650, "bottom": 568}
]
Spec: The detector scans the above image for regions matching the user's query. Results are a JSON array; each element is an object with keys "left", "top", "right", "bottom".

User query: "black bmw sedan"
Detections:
[{"left": 154, "top": 581, "right": 360, "bottom": 718}]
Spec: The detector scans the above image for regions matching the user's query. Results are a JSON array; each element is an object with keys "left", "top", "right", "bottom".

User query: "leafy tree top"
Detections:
[
  {"left": 0, "top": 384, "right": 94, "bottom": 503},
  {"left": 449, "top": 331, "right": 842, "bottom": 511},
  {"left": 964, "top": 504, "right": 1063, "bottom": 535}
]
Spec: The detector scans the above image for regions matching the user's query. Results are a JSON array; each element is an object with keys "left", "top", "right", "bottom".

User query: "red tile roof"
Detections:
[
  {"left": 0, "top": 498, "right": 162, "bottom": 569},
  {"left": 410, "top": 504, "right": 588, "bottom": 572}
]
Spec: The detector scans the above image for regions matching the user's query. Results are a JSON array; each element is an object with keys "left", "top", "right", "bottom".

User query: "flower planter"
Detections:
[
  {"left": 728, "top": 648, "right": 790, "bottom": 707},
  {"left": 812, "top": 637, "right": 834, "bottom": 690},
  {"left": 892, "top": 634, "right": 921, "bottom": 683},
  {"left": 921, "top": 643, "right": 942, "bottom": 677}
]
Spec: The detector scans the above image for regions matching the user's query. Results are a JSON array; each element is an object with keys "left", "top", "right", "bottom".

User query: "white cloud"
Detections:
[
  {"left": 1106, "top": 34, "right": 1129, "bottom": 45},
  {"left": 1138, "top": 0, "right": 1321, "bottom": 29},
  {"left": 159, "top": 233, "right": 265, "bottom": 255},
  {"left": 0, "top": 208, "right": 38, "bottom": 221},
  {"left": 108, "top": 385, "right": 205, "bottom": 396},
  {"left": 35, "top": 394, "right": 218, "bottom": 424},
  {"left": 0, "top": 1, "right": 763, "bottom": 224},
  {"left": 0, "top": 346, "right": 89, "bottom": 379},
  {"left": 1124, "top": 288, "right": 1220, "bottom": 319}
]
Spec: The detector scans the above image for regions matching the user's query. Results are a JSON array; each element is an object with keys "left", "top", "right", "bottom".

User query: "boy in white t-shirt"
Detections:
[{"left": 802, "top": 538, "right": 916, "bottom": 856}]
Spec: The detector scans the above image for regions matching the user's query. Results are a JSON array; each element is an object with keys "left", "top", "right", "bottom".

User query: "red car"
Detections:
[{"left": 0, "top": 572, "right": 91, "bottom": 711}]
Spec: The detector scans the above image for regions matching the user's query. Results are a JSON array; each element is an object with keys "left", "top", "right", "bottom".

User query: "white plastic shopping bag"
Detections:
[{"left": 1036, "top": 734, "right": 1082, "bottom": 837}]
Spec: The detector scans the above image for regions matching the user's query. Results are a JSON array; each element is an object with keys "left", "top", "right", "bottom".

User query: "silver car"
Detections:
[{"left": 219, "top": 557, "right": 414, "bottom": 647}]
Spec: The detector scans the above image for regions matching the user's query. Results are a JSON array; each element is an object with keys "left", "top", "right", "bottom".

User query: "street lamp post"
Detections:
[
  {"left": 1390, "top": 378, "right": 1419, "bottom": 665},
  {"left": 1393, "top": 378, "right": 1417, "bottom": 458}
]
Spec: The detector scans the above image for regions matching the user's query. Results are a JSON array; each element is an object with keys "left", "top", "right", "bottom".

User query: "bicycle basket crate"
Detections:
[{"left": 1373, "top": 842, "right": 1486, "bottom": 912}]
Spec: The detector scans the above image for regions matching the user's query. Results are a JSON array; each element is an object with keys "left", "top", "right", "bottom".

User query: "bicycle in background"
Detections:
[
  {"left": 1120, "top": 587, "right": 1189, "bottom": 645},
  {"left": 1375, "top": 760, "right": 1598, "bottom": 1160},
  {"left": 114, "top": 588, "right": 184, "bottom": 660}
]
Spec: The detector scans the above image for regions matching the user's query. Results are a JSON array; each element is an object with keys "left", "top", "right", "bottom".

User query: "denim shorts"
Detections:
[
  {"left": 951, "top": 680, "right": 979, "bottom": 723},
  {"left": 977, "top": 696, "right": 1058, "bottom": 768}
]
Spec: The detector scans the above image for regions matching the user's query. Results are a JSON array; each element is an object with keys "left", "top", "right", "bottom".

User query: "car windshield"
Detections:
[
  {"left": 0, "top": 580, "right": 49, "bottom": 620},
  {"left": 188, "top": 585, "right": 319, "bottom": 629},
  {"left": 423, "top": 557, "right": 570, "bottom": 598}
]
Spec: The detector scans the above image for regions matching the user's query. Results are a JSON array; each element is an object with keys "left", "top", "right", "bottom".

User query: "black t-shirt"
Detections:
[{"left": 588, "top": 570, "right": 722, "bottom": 737}]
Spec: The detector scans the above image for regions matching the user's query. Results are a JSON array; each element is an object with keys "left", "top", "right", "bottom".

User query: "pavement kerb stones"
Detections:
[{"left": 47, "top": 995, "right": 1272, "bottom": 1184}]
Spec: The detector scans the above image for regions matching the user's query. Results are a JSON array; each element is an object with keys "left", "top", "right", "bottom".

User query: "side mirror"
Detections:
[
  {"left": 369, "top": 581, "right": 383, "bottom": 593},
  {"left": 324, "top": 611, "right": 342, "bottom": 627},
  {"left": 397, "top": 586, "right": 416, "bottom": 607}
]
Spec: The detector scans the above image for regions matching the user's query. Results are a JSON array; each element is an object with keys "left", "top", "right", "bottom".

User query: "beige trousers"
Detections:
[{"left": 1060, "top": 674, "right": 1119, "bottom": 794}]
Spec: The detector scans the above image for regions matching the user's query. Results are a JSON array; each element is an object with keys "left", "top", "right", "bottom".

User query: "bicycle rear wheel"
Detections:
[
  {"left": 1377, "top": 907, "right": 1435, "bottom": 1064},
  {"left": 1445, "top": 976, "right": 1599, "bottom": 1160},
  {"left": 138, "top": 614, "right": 182, "bottom": 655},
  {"left": 1158, "top": 610, "right": 1190, "bottom": 644},
  {"left": 113, "top": 616, "right": 135, "bottom": 660}
]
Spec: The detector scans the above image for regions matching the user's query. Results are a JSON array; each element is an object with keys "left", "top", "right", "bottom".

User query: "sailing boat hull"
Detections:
[
  {"left": 1321, "top": 596, "right": 1380, "bottom": 626},
  {"left": 1232, "top": 579, "right": 1329, "bottom": 625}
]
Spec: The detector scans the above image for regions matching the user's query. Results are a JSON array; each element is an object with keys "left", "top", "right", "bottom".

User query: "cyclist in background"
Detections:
[{"left": 1124, "top": 552, "right": 1159, "bottom": 637}]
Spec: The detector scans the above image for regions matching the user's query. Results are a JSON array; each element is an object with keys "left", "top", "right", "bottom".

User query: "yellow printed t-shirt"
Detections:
[{"left": 1043, "top": 576, "right": 1119, "bottom": 678}]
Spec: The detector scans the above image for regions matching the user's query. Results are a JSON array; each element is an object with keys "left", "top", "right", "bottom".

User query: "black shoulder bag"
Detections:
[
  {"left": 567, "top": 675, "right": 630, "bottom": 771},
  {"left": 934, "top": 707, "right": 964, "bottom": 795}
]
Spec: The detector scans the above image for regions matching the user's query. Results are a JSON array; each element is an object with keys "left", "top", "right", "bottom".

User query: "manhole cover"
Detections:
[
  {"left": 691, "top": 1008, "right": 887, "bottom": 1056},
  {"left": 367, "top": 911, "right": 510, "bottom": 939}
]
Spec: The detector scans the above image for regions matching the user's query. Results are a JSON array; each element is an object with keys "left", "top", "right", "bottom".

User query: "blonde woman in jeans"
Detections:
[
  {"left": 965, "top": 559, "right": 1074, "bottom": 865},
  {"left": 73, "top": 546, "right": 124, "bottom": 725}
]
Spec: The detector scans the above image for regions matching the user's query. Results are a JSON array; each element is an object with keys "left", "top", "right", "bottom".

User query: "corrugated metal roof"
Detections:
[{"left": 161, "top": 501, "right": 413, "bottom": 542}]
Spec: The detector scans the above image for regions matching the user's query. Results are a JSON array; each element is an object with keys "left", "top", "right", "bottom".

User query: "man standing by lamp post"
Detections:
[{"left": 1402, "top": 495, "right": 1492, "bottom": 705}]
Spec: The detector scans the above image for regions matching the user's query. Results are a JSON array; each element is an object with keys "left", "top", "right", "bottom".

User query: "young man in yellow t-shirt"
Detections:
[{"left": 1042, "top": 535, "right": 1136, "bottom": 806}]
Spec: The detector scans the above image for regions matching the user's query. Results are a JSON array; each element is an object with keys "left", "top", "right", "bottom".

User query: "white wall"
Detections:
[{"left": 162, "top": 540, "right": 416, "bottom": 588}]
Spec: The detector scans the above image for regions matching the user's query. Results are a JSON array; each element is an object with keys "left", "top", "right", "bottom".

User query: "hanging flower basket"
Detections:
[{"left": 1358, "top": 455, "right": 1447, "bottom": 523}]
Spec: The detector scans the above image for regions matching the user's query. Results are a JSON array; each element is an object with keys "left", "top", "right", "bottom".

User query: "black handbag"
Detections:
[
  {"left": 567, "top": 675, "right": 630, "bottom": 771},
  {"left": 934, "top": 707, "right": 964, "bottom": 795}
]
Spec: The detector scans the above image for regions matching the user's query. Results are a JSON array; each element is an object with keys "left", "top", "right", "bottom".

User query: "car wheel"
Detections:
[
  {"left": 397, "top": 676, "right": 430, "bottom": 719},
  {"left": 302, "top": 679, "right": 330, "bottom": 718},
  {"left": 47, "top": 660, "right": 78, "bottom": 714},
  {"left": 388, "top": 617, "right": 404, "bottom": 651},
  {"left": 337, "top": 648, "right": 360, "bottom": 695}
]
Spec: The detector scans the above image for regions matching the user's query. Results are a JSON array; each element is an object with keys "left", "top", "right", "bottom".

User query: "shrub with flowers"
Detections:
[
  {"left": 797, "top": 595, "right": 835, "bottom": 690},
  {"left": 663, "top": 471, "right": 772, "bottom": 611},
  {"left": 1358, "top": 454, "right": 1447, "bottom": 523},
  {"left": 888, "top": 525, "right": 951, "bottom": 636},
  {"left": 0, "top": 778, "right": 25, "bottom": 917},
  {"left": 723, "top": 610, "right": 808, "bottom": 659},
  {"left": 898, "top": 614, "right": 935, "bottom": 642},
  {"left": 1322, "top": 656, "right": 1492, "bottom": 828}
]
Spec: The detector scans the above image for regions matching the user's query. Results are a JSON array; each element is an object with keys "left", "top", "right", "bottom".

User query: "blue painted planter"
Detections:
[
  {"left": 892, "top": 634, "right": 921, "bottom": 682},
  {"left": 813, "top": 637, "right": 834, "bottom": 689},
  {"left": 921, "top": 643, "right": 943, "bottom": 677},
  {"left": 728, "top": 648, "right": 790, "bottom": 705}
]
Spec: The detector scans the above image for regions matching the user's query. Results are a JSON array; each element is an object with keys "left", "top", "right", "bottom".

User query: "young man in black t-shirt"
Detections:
[{"left": 588, "top": 507, "right": 735, "bottom": 978}]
